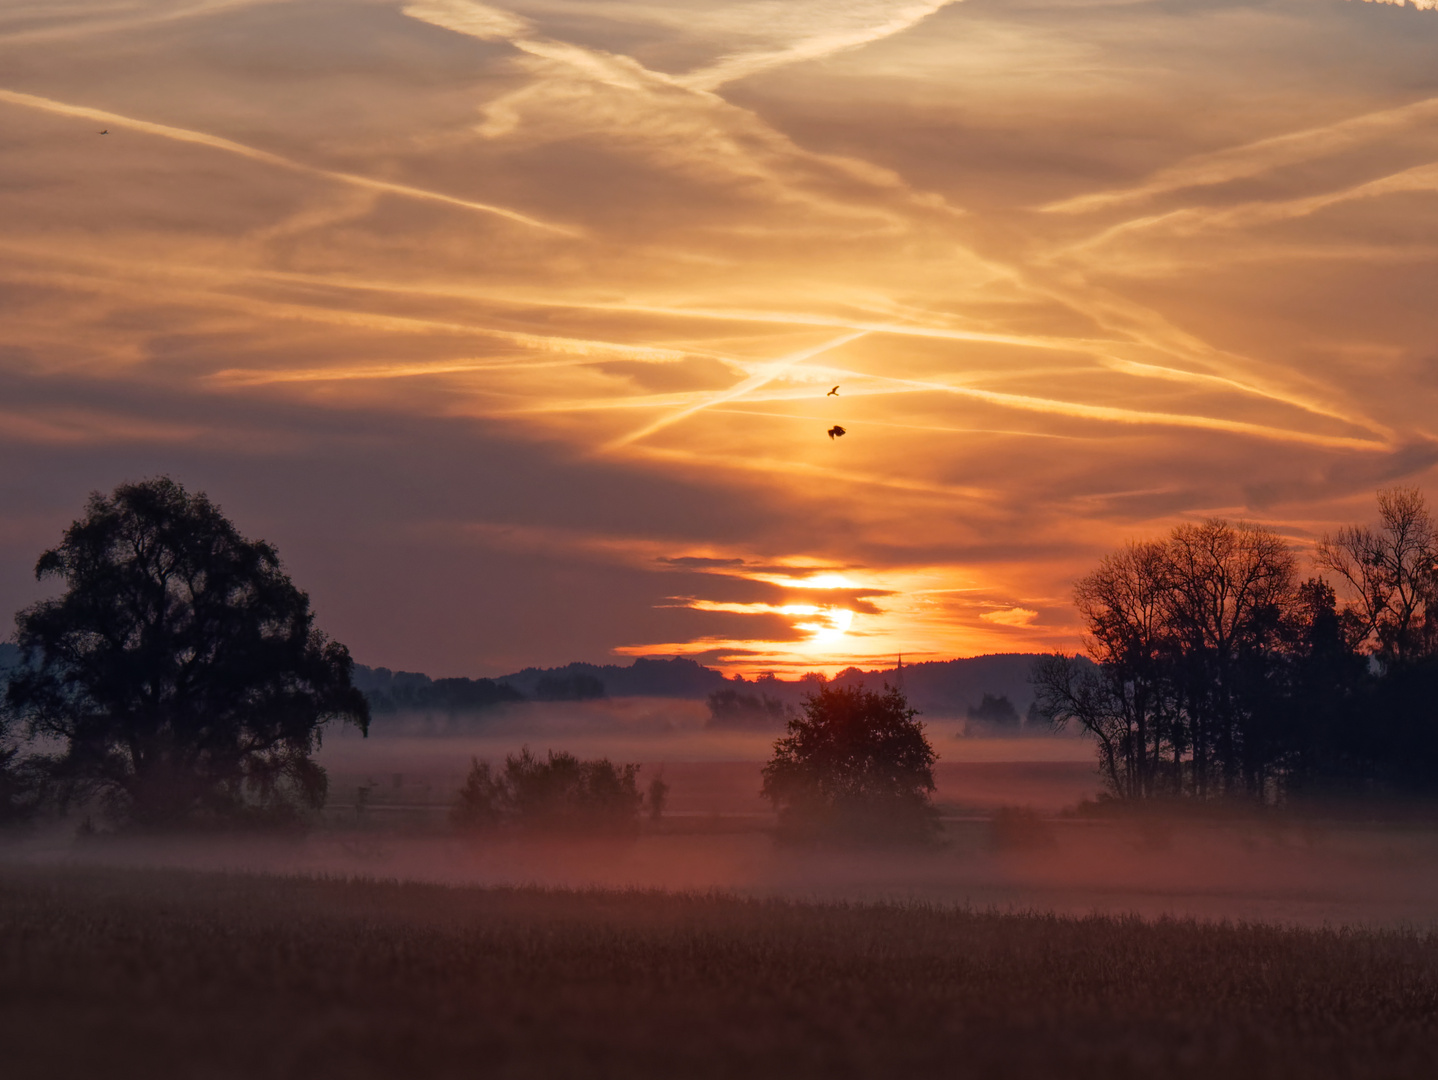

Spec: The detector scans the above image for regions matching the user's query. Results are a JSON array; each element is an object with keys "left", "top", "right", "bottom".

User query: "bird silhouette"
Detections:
[
  {"left": 827, "top": 385, "right": 839, "bottom": 396},
  {"left": 827, "top": 425, "right": 846, "bottom": 440},
  {"left": 99, "top": 129, "right": 108, "bottom": 135}
]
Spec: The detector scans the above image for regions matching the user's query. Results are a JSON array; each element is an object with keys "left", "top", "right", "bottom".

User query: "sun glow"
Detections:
[
  {"left": 792, "top": 605, "right": 855, "bottom": 646},
  {"left": 680, "top": 599, "right": 857, "bottom": 648},
  {"left": 773, "top": 573, "right": 862, "bottom": 590}
]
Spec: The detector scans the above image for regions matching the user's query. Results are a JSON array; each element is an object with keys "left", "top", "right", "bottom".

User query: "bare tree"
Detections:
[
  {"left": 1068, "top": 540, "right": 1175, "bottom": 798},
  {"left": 1317, "top": 487, "right": 1438, "bottom": 667},
  {"left": 1165, "top": 520, "right": 1299, "bottom": 796},
  {"left": 1032, "top": 653, "right": 1146, "bottom": 799}
]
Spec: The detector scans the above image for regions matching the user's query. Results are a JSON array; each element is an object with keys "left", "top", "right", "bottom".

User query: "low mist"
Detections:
[{"left": 7, "top": 697, "right": 1438, "bottom": 931}]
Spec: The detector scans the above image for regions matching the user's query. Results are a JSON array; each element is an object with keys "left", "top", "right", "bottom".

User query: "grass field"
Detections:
[{"left": 3, "top": 865, "right": 1438, "bottom": 1079}]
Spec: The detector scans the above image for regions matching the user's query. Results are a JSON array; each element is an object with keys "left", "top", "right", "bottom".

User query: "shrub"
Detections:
[
  {"left": 452, "top": 748, "right": 643, "bottom": 833},
  {"left": 646, "top": 773, "right": 669, "bottom": 820}
]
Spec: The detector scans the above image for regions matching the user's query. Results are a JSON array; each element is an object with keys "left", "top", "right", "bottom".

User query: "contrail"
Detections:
[
  {"left": 607, "top": 330, "right": 869, "bottom": 449},
  {"left": 0, "top": 0, "right": 287, "bottom": 46},
  {"left": 1058, "top": 160, "right": 1438, "bottom": 253},
  {"left": 0, "top": 88, "right": 578, "bottom": 236},
  {"left": 888, "top": 376, "right": 1389, "bottom": 452},
  {"left": 1042, "top": 95, "right": 1438, "bottom": 216}
]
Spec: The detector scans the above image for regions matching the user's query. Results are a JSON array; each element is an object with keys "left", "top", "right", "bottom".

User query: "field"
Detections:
[
  {"left": 8, "top": 724, "right": 1438, "bottom": 1078},
  {"left": 3, "top": 864, "right": 1438, "bottom": 1080}
]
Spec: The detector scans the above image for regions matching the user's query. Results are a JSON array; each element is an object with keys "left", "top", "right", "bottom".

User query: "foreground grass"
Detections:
[{"left": 2, "top": 865, "right": 1437, "bottom": 1079}]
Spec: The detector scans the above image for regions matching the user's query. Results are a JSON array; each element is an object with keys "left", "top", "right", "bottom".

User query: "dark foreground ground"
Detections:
[{"left": 2, "top": 866, "right": 1438, "bottom": 1079}]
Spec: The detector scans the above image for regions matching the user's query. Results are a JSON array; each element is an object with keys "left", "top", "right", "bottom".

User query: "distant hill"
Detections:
[
  {"left": 12, "top": 644, "right": 1070, "bottom": 721},
  {"left": 843, "top": 654, "right": 1054, "bottom": 719},
  {"left": 497, "top": 657, "right": 730, "bottom": 700},
  {"left": 493, "top": 654, "right": 1060, "bottom": 715},
  {"left": 350, "top": 653, "right": 1072, "bottom": 721},
  {"left": 725, "top": 654, "right": 1062, "bottom": 719}
]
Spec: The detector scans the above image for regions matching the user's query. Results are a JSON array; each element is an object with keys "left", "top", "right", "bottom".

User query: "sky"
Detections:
[{"left": 2, "top": 0, "right": 1437, "bottom": 677}]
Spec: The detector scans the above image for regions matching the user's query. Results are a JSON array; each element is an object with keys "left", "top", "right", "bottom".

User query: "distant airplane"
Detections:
[
  {"left": 827, "top": 425, "right": 846, "bottom": 440},
  {"left": 827, "top": 385, "right": 839, "bottom": 396}
]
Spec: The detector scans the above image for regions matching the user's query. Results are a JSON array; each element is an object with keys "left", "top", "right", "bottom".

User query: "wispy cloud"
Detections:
[
  {"left": 402, "top": 0, "right": 531, "bottom": 40},
  {"left": 1350, "top": 0, "right": 1437, "bottom": 10},
  {"left": 981, "top": 606, "right": 1038, "bottom": 628},
  {"left": 678, "top": 1, "right": 963, "bottom": 91},
  {"left": 402, "top": 0, "right": 961, "bottom": 227},
  {"left": 4, "top": 0, "right": 1437, "bottom": 674}
]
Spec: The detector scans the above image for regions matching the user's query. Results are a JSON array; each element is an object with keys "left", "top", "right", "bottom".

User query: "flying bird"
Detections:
[
  {"left": 99, "top": 129, "right": 108, "bottom": 135},
  {"left": 827, "top": 385, "right": 839, "bottom": 396},
  {"left": 827, "top": 425, "right": 846, "bottom": 440}
]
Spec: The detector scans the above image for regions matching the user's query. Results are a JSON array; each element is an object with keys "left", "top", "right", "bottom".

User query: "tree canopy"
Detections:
[
  {"left": 761, "top": 683, "right": 937, "bottom": 843},
  {"left": 3, "top": 477, "right": 369, "bottom": 827}
]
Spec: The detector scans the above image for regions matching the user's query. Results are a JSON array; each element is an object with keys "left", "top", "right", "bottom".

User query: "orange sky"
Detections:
[{"left": 2, "top": 0, "right": 1438, "bottom": 676}]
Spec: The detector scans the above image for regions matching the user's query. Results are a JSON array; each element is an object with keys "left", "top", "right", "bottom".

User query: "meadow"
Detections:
[{"left": 3, "top": 863, "right": 1438, "bottom": 1080}]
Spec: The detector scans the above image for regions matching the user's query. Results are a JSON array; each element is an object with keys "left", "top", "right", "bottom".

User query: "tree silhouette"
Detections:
[
  {"left": 4, "top": 478, "right": 369, "bottom": 827},
  {"left": 1317, "top": 487, "right": 1438, "bottom": 669},
  {"left": 967, "top": 693, "right": 1019, "bottom": 728},
  {"left": 761, "top": 683, "right": 937, "bottom": 843}
]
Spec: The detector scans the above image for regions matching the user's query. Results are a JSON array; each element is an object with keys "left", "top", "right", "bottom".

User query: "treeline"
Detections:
[
  {"left": 1035, "top": 488, "right": 1438, "bottom": 802},
  {"left": 497, "top": 657, "right": 728, "bottom": 699},
  {"left": 352, "top": 667, "right": 614, "bottom": 714},
  {"left": 351, "top": 667, "right": 524, "bottom": 714},
  {"left": 724, "top": 656, "right": 1044, "bottom": 718},
  {"left": 349, "top": 654, "right": 1054, "bottom": 721}
]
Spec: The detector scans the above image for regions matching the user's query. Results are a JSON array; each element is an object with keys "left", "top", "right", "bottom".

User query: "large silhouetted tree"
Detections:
[
  {"left": 3, "top": 478, "right": 369, "bottom": 827},
  {"left": 761, "top": 683, "right": 937, "bottom": 843}
]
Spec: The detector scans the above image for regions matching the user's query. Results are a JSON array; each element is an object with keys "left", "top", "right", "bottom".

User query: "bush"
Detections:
[
  {"left": 452, "top": 748, "right": 644, "bottom": 833},
  {"left": 761, "top": 683, "right": 938, "bottom": 845}
]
